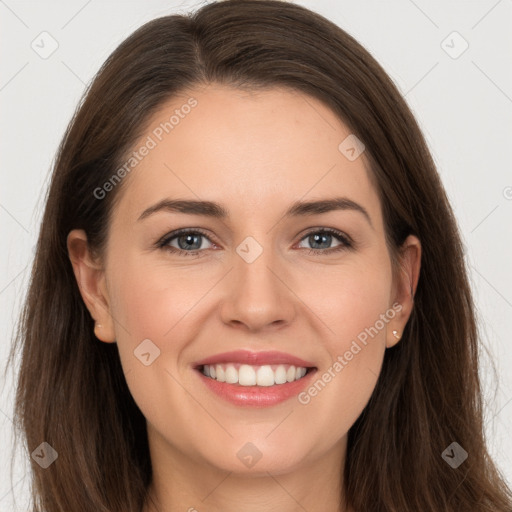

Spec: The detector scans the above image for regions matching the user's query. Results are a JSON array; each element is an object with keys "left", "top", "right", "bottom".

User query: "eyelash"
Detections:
[{"left": 156, "top": 227, "right": 353, "bottom": 257}]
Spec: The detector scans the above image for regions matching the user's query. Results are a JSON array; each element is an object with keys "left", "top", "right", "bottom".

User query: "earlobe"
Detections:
[
  {"left": 387, "top": 327, "right": 402, "bottom": 349},
  {"left": 66, "top": 229, "right": 117, "bottom": 343},
  {"left": 386, "top": 235, "right": 421, "bottom": 348},
  {"left": 93, "top": 321, "right": 113, "bottom": 343}
]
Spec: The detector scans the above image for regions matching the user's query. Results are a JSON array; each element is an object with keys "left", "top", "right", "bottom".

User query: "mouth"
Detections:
[
  {"left": 191, "top": 350, "right": 318, "bottom": 407},
  {"left": 196, "top": 363, "right": 316, "bottom": 387}
]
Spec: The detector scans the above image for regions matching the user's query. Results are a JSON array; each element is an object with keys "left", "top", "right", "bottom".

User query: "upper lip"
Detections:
[{"left": 193, "top": 350, "right": 316, "bottom": 368}]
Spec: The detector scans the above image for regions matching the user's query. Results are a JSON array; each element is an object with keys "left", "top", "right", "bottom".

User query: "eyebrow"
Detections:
[{"left": 137, "top": 196, "right": 373, "bottom": 228}]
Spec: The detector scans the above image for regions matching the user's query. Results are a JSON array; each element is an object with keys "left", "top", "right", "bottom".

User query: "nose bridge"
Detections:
[
  {"left": 234, "top": 232, "right": 281, "bottom": 297},
  {"left": 220, "top": 232, "right": 295, "bottom": 330}
]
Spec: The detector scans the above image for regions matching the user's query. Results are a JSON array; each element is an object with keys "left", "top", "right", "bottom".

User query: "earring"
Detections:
[
  {"left": 392, "top": 330, "right": 401, "bottom": 341},
  {"left": 94, "top": 322, "right": 102, "bottom": 334}
]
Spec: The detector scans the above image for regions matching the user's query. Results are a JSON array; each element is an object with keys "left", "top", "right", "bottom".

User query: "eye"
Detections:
[
  {"left": 157, "top": 228, "right": 215, "bottom": 256},
  {"left": 296, "top": 228, "right": 353, "bottom": 255},
  {"left": 156, "top": 227, "right": 353, "bottom": 257}
]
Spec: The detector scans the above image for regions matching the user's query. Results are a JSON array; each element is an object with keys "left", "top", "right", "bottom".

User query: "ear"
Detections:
[
  {"left": 386, "top": 234, "right": 421, "bottom": 348},
  {"left": 66, "top": 229, "right": 116, "bottom": 343}
]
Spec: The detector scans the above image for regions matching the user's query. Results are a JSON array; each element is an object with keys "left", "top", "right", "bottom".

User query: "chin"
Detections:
[{"left": 198, "top": 438, "right": 312, "bottom": 476}]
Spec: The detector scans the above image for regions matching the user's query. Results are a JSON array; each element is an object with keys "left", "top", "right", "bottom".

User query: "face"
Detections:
[{"left": 69, "top": 83, "right": 420, "bottom": 478}]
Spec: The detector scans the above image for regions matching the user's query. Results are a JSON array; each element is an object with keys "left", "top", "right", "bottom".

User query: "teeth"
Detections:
[
  {"left": 216, "top": 365, "right": 226, "bottom": 382},
  {"left": 201, "top": 363, "right": 309, "bottom": 386}
]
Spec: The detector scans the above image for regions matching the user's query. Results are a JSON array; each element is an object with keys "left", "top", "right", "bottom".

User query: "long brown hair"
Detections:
[{"left": 6, "top": 1, "right": 512, "bottom": 510}]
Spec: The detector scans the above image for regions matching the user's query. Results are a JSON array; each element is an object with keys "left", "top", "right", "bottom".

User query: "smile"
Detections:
[
  {"left": 192, "top": 349, "right": 318, "bottom": 407},
  {"left": 201, "top": 363, "right": 311, "bottom": 386}
]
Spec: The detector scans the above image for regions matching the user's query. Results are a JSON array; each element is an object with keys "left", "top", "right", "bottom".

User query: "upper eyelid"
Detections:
[{"left": 160, "top": 228, "right": 215, "bottom": 244}]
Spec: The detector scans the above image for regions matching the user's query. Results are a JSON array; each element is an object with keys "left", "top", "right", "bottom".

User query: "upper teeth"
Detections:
[{"left": 202, "top": 364, "right": 308, "bottom": 386}]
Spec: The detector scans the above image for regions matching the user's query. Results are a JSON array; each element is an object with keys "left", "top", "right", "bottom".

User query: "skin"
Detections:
[{"left": 68, "top": 83, "right": 421, "bottom": 512}]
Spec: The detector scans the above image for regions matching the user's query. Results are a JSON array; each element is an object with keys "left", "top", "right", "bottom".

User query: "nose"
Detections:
[{"left": 219, "top": 241, "right": 297, "bottom": 332}]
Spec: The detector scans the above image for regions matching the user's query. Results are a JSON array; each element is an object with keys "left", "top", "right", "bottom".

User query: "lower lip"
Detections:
[{"left": 195, "top": 368, "right": 318, "bottom": 407}]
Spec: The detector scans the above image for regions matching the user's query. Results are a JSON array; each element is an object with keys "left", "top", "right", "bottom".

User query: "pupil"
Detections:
[
  {"left": 180, "top": 234, "right": 200, "bottom": 250},
  {"left": 312, "top": 233, "right": 330, "bottom": 249}
]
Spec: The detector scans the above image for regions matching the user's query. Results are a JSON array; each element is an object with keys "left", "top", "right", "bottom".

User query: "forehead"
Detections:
[{"left": 113, "top": 84, "right": 381, "bottom": 224}]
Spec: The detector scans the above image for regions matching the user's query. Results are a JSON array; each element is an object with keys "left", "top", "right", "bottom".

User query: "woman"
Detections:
[{"left": 7, "top": 1, "right": 512, "bottom": 511}]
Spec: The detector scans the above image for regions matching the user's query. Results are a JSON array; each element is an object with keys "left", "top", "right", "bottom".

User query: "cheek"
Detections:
[
  {"left": 108, "top": 255, "right": 214, "bottom": 343},
  {"left": 306, "top": 255, "right": 393, "bottom": 343},
  {"left": 106, "top": 263, "right": 205, "bottom": 433},
  {"left": 293, "top": 258, "right": 392, "bottom": 434},
  {"left": 105, "top": 257, "right": 221, "bottom": 410}
]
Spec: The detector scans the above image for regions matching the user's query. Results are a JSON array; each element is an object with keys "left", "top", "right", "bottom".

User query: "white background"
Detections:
[{"left": 1, "top": 0, "right": 511, "bottom": 509}]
